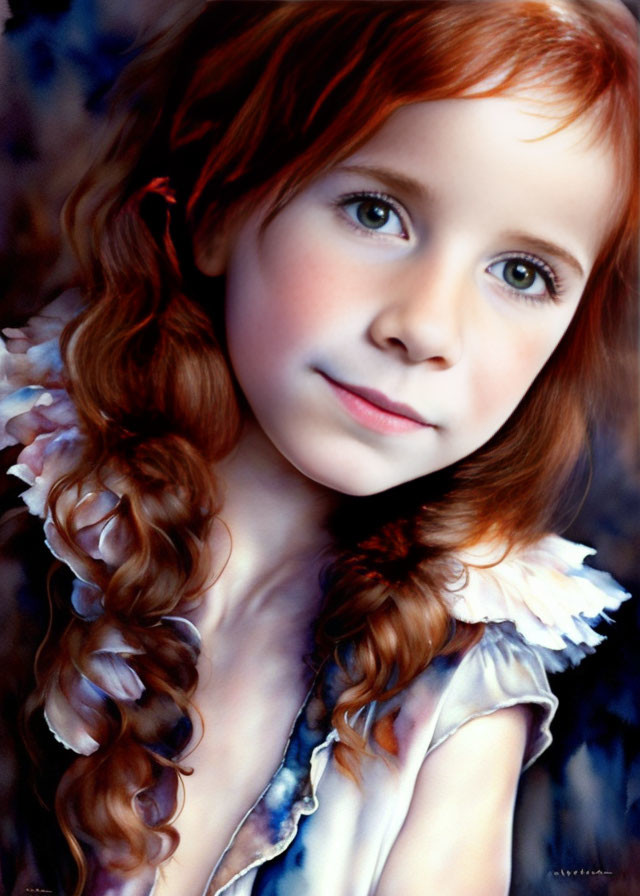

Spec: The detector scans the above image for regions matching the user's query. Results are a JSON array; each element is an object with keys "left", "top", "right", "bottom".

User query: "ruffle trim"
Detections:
[
  {"left": 0, "top": 298, "right": 630, "bottom": 753},
  {"left": 445, "top": 536, "right": 630, "bottom": 672},
  {"left": 1, "top": 293, "right": 200, "bottom": 756}
]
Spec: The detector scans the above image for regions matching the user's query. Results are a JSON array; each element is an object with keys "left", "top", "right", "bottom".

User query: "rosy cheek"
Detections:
[{"left": 260, "top": 214, "right": 367, "bottom": 323}]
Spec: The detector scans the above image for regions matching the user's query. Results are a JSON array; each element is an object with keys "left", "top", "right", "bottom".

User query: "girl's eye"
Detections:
[
  {"left": 487, "top": 255, "right": 559, "bottom": 301},
  {"left": 339, "top": 193, "right": 406, "bottom": 237}
]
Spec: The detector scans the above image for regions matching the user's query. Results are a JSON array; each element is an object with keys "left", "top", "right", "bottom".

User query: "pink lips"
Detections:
[{"left": 320, "top": 372, "right": 433, "bottom": 435}]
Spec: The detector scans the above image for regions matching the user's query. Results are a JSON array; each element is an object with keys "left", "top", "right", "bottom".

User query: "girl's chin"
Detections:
[{"left": 281, "top": 455, "right": 425, "bottom": 498}]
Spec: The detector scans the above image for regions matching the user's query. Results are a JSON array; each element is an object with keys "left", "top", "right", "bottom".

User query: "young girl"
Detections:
[{"left": 1, "top": 1, "right": 637, "bottom": 894}]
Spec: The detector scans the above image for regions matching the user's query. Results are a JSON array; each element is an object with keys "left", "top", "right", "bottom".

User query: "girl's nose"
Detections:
[{"left": 368, "top": 255, "right": 466, "bottom": 367}]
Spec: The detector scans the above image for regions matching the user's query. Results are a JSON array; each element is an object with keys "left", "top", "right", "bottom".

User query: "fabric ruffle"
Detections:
[
  {"left": 44, "top": 626, "right": 146, "bottom": 755},
  {"left": 1, "top": 294, "right": 200, "bottom": 756},
  {"left": 445, "top": 536, "right": 631, "bottom": 672},
  {"left": 1, "top": 290, "right": 84, "bottom": 507},
  {"left": 0, "top": 291, "right": 130, "bottom": 583}
]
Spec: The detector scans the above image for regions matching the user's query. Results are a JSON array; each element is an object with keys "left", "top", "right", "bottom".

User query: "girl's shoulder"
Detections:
[{"left": 360, "top": 536, "right": 629, "bottom": 775}]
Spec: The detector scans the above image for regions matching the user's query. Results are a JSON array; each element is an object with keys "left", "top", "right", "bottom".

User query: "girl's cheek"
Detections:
[
  {"left": 469, "top": 330, "right": 557, "bottom": 424},
  {"left": 258, "top": 207, "right": 383, "bottom": 324}
]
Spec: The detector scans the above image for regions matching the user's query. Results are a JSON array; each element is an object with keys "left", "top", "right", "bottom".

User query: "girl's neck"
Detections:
[{"left": 192, "top": 419, "right": 336, "bottom": 637}]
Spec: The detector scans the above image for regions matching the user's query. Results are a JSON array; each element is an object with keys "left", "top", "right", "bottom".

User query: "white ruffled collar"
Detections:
[{"left": 444, "top": 535, "right": 629, "bottom": 666}]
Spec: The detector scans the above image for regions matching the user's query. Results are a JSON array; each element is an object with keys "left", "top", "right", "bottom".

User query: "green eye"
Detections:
[
  {"left": 503, "top": 260, "right": 536, "bottom": 290},
  {"left": 340, "top": 193, "right": 406, "bottom": 236},
  {"left": 487, "top": 255, "right": 558, "bottom": 301},
  {"left": 356, "top": 200, "right": 391, "bottom": 230}
]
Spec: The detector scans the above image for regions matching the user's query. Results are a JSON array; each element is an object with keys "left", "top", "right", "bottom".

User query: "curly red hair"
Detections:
[{"left": 22, "top": 0, "right": 638, "bottom": 890}]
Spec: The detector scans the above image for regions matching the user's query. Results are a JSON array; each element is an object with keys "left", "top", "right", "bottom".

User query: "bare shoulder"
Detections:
[{"left": 375, "top": 704, "right": 531, "bottom": 896}]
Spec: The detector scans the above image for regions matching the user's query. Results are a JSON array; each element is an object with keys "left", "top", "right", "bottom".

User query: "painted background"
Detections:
[{"left": 1, "top": 2, "right": 639, "bottom": 893}]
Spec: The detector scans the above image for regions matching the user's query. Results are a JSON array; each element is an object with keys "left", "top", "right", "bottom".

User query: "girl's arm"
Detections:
[{"left": 375, "top": 704, "right": 530, "bottom": 896}]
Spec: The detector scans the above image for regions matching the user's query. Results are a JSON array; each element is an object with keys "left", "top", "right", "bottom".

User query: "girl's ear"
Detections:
[{"left": 193, "top": 227, "right": 229, "bottom": 277}]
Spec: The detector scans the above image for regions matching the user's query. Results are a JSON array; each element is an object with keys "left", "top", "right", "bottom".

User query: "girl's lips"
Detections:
[{"left": 319, "top": 372, "right": 434, "bottom": 434}]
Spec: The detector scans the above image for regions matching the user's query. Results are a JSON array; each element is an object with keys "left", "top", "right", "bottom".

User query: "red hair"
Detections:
[{"left": 24, "top": 0, "right": 638, "bottom": 889}]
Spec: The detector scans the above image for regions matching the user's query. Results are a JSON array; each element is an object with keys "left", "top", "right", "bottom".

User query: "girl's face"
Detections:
[{"left": 213, "top": 95, "right": 616, "bottom": 496}]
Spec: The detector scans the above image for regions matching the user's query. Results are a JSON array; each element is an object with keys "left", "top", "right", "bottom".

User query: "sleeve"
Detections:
[
  {"left": 425, "top": 621, "right": 558, "bottom": 771},
  {"left": 352, "top": 621, "right": 559, "bottom": 892}
]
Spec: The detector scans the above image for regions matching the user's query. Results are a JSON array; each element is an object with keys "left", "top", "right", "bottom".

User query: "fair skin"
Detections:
[{"left": 152, "top": 95, "right": 615, "bottom": 895}]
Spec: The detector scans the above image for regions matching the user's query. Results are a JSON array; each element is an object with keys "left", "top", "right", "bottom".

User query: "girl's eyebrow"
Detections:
[
  {"left": 500, "top": 232, "right": 585, "bottom": 278},
  {"left": 333, "top": 163, "right": 432, "bottom": 204}
]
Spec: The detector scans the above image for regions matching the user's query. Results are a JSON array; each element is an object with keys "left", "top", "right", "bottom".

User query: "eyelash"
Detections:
[{"left": 334, "top": 192, "right": 564, "bottom": 302}]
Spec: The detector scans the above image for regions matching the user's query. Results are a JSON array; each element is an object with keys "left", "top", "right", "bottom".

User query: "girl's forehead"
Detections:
[
  {"left": 369, "top": 91, "right": 611, "bottom": 150},
  {"left": 346, "top": 93, "right": 617, "bottom": 191}
]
